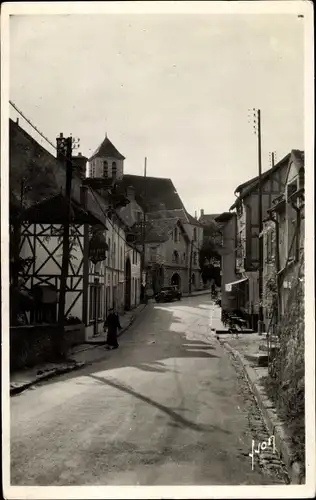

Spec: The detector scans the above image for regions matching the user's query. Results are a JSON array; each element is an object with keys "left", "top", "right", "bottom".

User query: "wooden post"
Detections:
[{"left": 57, "top": 136, "right": 73, "bottom": 355}]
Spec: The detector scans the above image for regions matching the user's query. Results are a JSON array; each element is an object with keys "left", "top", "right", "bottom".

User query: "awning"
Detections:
[{"left": 225, "top": 277, "right": 248, "bottom": 292}]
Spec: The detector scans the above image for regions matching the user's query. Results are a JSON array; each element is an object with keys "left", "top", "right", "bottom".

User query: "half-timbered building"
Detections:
[
  {"left": 10, "top": 119, "right": 112, "bottom": 342},
  {"left": 226, "top": 150, "right": 302, "bottom": 330}
]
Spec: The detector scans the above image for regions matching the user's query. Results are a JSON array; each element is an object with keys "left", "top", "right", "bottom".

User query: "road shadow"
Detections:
[{"left": 87, "top": 373, "right": 230, "bottom": 435}]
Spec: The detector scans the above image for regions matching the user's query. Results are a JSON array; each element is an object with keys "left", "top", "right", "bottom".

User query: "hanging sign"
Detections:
[{"left": 89, "top": 231, "right": 108, "bottom": 265}]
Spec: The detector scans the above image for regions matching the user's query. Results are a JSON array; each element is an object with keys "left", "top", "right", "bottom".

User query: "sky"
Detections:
[{"left": 9, "top": 9, "right": 305, "bottom": 216}]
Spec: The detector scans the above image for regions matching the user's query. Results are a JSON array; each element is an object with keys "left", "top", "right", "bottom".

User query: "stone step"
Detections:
[{"left": 245, "top": 353, "right": 269, "bottom": 367}]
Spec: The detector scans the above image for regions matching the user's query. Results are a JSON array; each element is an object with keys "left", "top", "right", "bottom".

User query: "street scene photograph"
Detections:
[{"left": 2, "top": 1, "right": 314, "bottom": 498}]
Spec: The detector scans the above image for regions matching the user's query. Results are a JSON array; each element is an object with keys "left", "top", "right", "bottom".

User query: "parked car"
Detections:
[{"left": 155, "top": 286, "right": 182, "bottom": 303}]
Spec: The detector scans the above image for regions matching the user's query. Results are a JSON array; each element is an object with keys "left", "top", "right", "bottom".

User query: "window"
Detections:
[
  {"left": 89, "top": 285, "right": 103, "bottom": 322},
  {"left": 103, "top": 161, "right": 108, "bottom": 178},
  {"left": 173, "top": 250, "right": 179, "bottom": 264},
  {"left": 112, "top": 162, "right": 117, "bottom": 180},
  {"left": 174, "top": 228, "right": 178, "bottom": 242},
  {"left": 120, "top": 247, "right": 123, "bottom": 270},
  {"left": 193, "top": 228, "right": 197, "bottom": 241}
]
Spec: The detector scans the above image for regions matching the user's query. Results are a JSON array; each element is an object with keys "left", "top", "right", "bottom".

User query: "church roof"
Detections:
[
  {"left": 120, "top": 175, "right": 185, "bottom": 213},
  {"left": 132, "top": 217, "right": 188, "bottom": 244},
  {"left": 146, "top": 208, "right": 203, "bottom": 228},
  {"left": 89, "top": 136, "right": 125, "bottom": 161}
]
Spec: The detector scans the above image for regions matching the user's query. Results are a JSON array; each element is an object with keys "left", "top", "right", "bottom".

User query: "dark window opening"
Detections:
[
  {"left": 103, "top": 161, "right": 108, "bottom": 178},
  {"left": 112, "top": 161, "right": 117, "bottom": 180}
]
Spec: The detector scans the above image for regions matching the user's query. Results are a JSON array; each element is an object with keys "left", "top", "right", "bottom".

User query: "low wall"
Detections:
[{"left": 10, "top": 323, "right": 85, "bottom": 372}]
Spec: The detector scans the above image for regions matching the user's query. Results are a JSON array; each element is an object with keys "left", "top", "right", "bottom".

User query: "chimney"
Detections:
[
  {"left": 200, "top": 209, "right": 204, "bottom": 218},
  {"left": 56, "top": 133, "right": 65, "bottom": 162},
  {"left": 16, "top": 117, "right": 19, "bottom": 125},
  {"left": 194, "top": 210, "right": 197, "bottom": 219},
  {"left": 80, "top": 184, "right": 88, "bottom": 210}
]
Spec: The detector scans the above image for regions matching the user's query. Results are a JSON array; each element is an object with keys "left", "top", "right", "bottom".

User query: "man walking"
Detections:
[{"left": 104, "top": 306, "right": 122, "bottom": 349}]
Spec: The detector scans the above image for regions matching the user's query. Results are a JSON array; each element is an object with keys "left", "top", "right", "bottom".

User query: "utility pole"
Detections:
[
  {"left": 141, "top": 157, "right": 147, "bottom": 302},
  {"left": 269, "top": 151, "right": 276, "bottom": 169},
  {"left": 57, "top": 135, "right": 74, "bottom": 356},
  {"left": 256, "top": 109, "right": 264, "bottom": 334}
]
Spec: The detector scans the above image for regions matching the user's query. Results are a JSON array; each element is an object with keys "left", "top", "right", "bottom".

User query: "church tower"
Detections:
[{"left": 88, "top": 134, "right": 125, "bottom": 181}]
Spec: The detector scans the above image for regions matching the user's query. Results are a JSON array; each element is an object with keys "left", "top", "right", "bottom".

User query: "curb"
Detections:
[
  {"left": 218, "top": 339, "right": 304, "bottom": 485},
  {"left": 118, "top": 303, "right": 147, "bottom": 338},
  {"left": 10, "top": 304, "right": 148, "bottom": 396},
  {"left": 10, "top": 361, "right": 86, "bottom": 396}
]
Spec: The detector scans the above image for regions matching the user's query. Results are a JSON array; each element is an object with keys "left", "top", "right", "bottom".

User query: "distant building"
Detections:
[
  {"left": 131, "top": 215, "right": 191, "bottom": 294},
  {"left": 119, "top": 175, "right": 204, "bottom": 290}
]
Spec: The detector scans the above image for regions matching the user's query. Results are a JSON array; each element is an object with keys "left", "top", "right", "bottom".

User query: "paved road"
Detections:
[{"left": 11, "top": 296, "right": 286, "bottom": 485}]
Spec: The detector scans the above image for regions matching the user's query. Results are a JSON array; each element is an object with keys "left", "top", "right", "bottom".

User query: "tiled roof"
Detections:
[
  {"left": 119, "top": 176, "right": 203, "bottom": 228},
  {"left": 215, "top": 212, "right": 234, "bottom": 223},
  {"left": 9, "top": 119, "right": 108, "bottom": 228},
  {"left": 230, "top": 151, "right": 297, "bottom": 210},
  {"left": 120, "top": 175, "right": 185, "bottom": 213},
  {"left": 89, "top": 136, "right": 125, "bottom": 161},
  {"left": 146, "top": 208, "right": 203, "bottom": 227},
  {"left": 132, "top": 217, "right": 180, "bottom": 243},
  {"left": 199, "top": 213, "right": 220, "bottom": 224},
  {"left": 235, "top": 152, "right": 291, "bottom": 194}
]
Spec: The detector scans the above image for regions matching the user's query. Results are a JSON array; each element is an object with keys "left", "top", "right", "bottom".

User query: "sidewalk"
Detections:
[
  {"left": 10, "top": 303, "right": 147, "bottom": 396},
  {"left": 216, "top": 332, "right": 304, "bottom": 484}
]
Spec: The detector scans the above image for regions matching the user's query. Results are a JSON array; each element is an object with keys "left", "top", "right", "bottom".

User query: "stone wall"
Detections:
[
  {"left": 10, "top": 324, "right": 84, "bottom": 372},
  {"left": 268, "top": 252, "right": 305, "bottom": 465}
]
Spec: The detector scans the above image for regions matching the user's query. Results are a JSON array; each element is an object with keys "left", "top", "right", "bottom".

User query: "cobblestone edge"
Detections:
[
  {"left": 10, "top": 361, "right": 86, "bottom": 396},
  {"left": 221, "top": 340, "right": 304, "bottom": 485}
]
